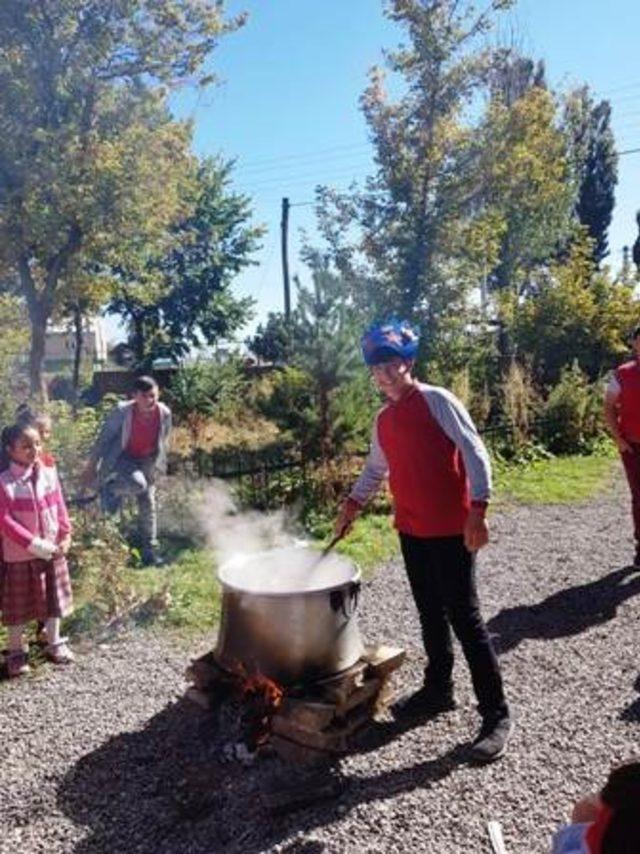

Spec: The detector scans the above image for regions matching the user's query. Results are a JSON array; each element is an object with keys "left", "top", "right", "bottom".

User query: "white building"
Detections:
[{"left": 44, "top": 316, "right": 108, "bottom": 366}]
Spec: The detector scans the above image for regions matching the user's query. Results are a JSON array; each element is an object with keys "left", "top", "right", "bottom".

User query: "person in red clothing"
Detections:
[
  {"left": 80, "top": 376, "right": 172, "bottom": 567},
  {"left": 334, "top": 319, "right": 511, "bottom": 763},
  {"left": 551, "top": 760, "right": 640, "bottom": 853},
  {"left": 604, "top": 326, "right": 640, "bottom": 568}
]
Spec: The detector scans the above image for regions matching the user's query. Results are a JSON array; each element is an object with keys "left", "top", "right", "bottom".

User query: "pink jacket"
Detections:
[{"left": 0, "top": 462, "right": 71, "bottom": 563}]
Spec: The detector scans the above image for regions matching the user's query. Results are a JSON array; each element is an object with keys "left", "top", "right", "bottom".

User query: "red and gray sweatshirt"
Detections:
[{"left": 349, "top": 383, "right": 491, "bottom": 538}]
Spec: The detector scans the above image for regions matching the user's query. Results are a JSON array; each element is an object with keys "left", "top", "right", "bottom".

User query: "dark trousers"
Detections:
[
  {"left": 399, "top": 532, "right": 507, "bottom": 720},
  {"left": 621, "top": 444, "right": 640, "bottom": 546}
]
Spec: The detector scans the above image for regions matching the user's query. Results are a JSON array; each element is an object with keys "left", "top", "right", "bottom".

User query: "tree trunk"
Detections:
[
  {"left": 132, "top": 313, "right": 146, "bottom": 365},
  {"left": 72, "top": 302, "right": 83, "bottom": 405},
  {"left": 29, "top": 308, "right": 49, "bottom": 401}
]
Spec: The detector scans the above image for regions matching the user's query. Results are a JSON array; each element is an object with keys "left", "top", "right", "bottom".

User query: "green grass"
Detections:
[
  {"left": 333, "top": 512, "right": 399, "bottom": 575},
  {"left": 493, "top": 452, "right": 618, "bottom": 506}
]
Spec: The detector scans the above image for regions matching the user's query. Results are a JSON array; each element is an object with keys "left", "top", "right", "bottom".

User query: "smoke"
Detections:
[{"left": 192, "top": 478, "right": 308, "bottom": 568}]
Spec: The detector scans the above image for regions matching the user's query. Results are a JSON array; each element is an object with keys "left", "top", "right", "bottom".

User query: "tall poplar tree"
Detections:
[
  {"left": 316, "top": 0, "right": 514, "bottom": 370},
  {"left": 564, "top": 86, "right": 618, "bottom": 265}
]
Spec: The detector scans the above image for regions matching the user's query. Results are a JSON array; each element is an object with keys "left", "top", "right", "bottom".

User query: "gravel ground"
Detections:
[{"left": 2, "top": 475, "right": 640, "bottom": 854}]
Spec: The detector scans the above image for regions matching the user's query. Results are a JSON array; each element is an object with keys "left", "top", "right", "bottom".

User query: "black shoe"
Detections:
[
  {"left": 141, "top": 549, "right": 165, "bottom": 568},
  {"left": 468, "top": 713, "right": 512, "bottom": 763},
  {"left": 392, "top": 683, "right": 456, "bottom": 721}
]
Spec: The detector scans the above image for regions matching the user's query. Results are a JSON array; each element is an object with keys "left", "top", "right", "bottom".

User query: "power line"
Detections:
[{"left": 233, "top": 142, "right": 371, "bottom": 173}]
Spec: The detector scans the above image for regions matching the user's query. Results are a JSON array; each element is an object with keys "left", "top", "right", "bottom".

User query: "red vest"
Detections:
[
  {"left": 126, "top": 406, "right": 160, "bottom": 458},
  {"left": 616, "top": 360, "right": 640, "bottom": 441},
  {"left": 376, "top": 386, "right": 470, "bottom": 538}
]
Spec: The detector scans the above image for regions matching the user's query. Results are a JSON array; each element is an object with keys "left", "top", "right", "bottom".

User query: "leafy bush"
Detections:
[
  {"left": 165, "top": 358, "right": 249, "bottom": 446},
  {"left": 257, "top": 366, "right": 318, "bottom": 449},
  {"left": 63, "top": 508, "right": 137, "bottom": 636},
  {"left": 538, "top": 361, "right": 604, "bottom": 454}
]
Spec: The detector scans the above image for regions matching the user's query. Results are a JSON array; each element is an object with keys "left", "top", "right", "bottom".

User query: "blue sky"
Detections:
[{"left": 106, "top": 0, "right": 640, "bottom": 344}]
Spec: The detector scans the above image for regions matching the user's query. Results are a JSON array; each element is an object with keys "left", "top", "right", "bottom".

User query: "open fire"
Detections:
[{"left": 186, "top": 645, "right": 406, "bottom": 764}]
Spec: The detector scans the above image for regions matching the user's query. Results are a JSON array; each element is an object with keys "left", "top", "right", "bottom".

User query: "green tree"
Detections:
[
  {"left": 0, "top": 295, "right": 29, "bottom": 422},
  {"left": 632, "top": 211, "right": 640, "bottom": 275},
  {"left": 480, "top": 85, "right": 574, "bottom": 295},
  {"left": 315, "top": 0, "right": 514, "bottom": 371},
  {"left": 0, "top": 1, "right": 243, "bottom": 395},
  {"left": 109, "top": 158, "right": 261, "bottom": 367},
  {"left": 247, "top": 312, "right": 294, "bottom": 365},
  {"left": 488, "top": 49, "right": 546, "bottom": 106},
  {"left": 258, "top": 255, "right": 361, "bottom": 455},
  {"left": 512, "top": 233, "right": 640, "bottom": 384},
  {"left": 563, "top": 87, "right": 618, "bottom": 265}
]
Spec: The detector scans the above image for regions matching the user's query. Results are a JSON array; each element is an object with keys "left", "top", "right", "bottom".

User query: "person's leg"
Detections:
[
  {"left": 137, "top": 482, "right": 159, "bottom": 560},
  {"left": 45, "top": 617, "right": 60, "bottom": 646},
  {"left": 44, "top": 616, "right": 74, "bottom": 664},
  {"left": 399, "top": 533, "right": 454, "bottom": 689},
  {"left": 620, "top": 445, "right": 640, "bottom": 560},
  {"left": 434, "top": 535, "right": 507, "bottom": 720},
  {"left": 6, "top": 624, "right": 29, "bottom": 677},
  {"left": 434, "top": 535, "right": 511, "bottom": 761}
]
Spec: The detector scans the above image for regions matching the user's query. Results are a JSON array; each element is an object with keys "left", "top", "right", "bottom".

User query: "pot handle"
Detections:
[{"left": 329, "top": 581, "right": 361, "bottom": 618}]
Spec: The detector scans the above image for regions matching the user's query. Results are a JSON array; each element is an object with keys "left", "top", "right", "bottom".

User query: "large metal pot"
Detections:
[{"left": 214, "top": 545, "right": 364, "bottom": 685}]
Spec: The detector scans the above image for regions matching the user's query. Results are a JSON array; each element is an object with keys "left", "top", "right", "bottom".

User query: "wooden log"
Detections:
[
  {"left": 336, "top": 676, "right": 382, "bottom": 716},
  {"left": 185, "top": 687, "right": 212, "bottom": 711},
  {"left": 362, "top": 645, "right": 406, "bottom": 680},
  {"left": 270, "top": 734, "right": 332, "bottom": 765},
  {"left": 271, "top": 716, "right": 350, "bottom": 754},
  {"left": 312, "top": 661, "right": 368, "bottom": 706},
  {"left": 277, "top": 697, "right": 337, "bottom": 730},
  {"left": 185, "top": 654, "right": 231, "bottom": 690}
]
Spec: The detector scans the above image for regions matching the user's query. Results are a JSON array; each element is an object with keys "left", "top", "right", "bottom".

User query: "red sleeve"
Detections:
[{"left": 0, "top": 482, "right": 36, "bottom": 550}]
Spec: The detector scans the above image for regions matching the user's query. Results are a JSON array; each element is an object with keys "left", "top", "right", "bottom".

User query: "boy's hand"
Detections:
[
  {"left": 334, "top": 497, "right": 362, "bottom": 539},
  {"left": 616, "top": 435, "right": 632, "bottom": 454},
  {"left": 464, "top": 507, "right": 489, "bottom": 553}
]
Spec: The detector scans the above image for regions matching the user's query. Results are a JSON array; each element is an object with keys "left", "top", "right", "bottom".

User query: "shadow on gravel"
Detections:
[
  {"left": 57, "top": 696, "right": 467, "bottom": 854},
  {"left": 488, "top": 566, "right": 640, "bottom": 654},
  {"left": 620, "top": 673, "right": 640, "bottom": 723}
]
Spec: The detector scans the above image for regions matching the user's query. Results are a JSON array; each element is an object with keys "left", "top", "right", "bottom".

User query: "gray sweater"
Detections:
[{"left": 88, "top": 400, "right": 172, "bottom": 482}]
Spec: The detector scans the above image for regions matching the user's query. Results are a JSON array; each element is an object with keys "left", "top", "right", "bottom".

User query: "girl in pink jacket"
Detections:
[{"left": 0, "top": 422, "right": 73, "bottom": 678}]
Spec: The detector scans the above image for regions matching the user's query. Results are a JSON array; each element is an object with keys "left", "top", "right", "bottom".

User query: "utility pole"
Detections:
[{"left": 281, "top": 196, "right": 291, "bottom": 321}]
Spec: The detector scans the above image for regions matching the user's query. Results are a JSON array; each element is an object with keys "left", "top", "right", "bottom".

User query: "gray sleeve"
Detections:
[
  {"left": 606, "top": 375, "right": 620, "bottom": 397},
  {"left": 349, "top": 415, "right": 389, "bottom": 505},
  {"left": 88, "top": 407, "right": 122, "bottom": 464},
  {"left": 423, "top": 387, "right": 492, "bottom": 501}
]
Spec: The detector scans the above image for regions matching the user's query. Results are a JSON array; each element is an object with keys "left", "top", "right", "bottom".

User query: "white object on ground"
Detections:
[{"left": 487, "top": 820, "right": 508, "bottom": 854}]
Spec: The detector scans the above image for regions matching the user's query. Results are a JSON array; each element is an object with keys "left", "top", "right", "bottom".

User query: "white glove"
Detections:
[{"left": 28, "top": 537, "right": 58, "bottom": 560}]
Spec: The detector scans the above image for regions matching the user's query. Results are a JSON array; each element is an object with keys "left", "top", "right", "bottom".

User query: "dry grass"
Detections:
[{"left": 170, "top": 414, "right": 281, "bottom": 456}]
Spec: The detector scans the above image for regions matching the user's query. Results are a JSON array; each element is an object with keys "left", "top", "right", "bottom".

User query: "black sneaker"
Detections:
[
  {"left": 468, "top": 713, "right": 512, "bottom": 763},
  {"left": 392, "top": 683, "right": 456, "bottom": 721}
]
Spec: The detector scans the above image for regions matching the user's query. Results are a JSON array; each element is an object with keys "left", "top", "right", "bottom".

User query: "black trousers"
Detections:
[{"left": 399, "top": 532, "right": 507, "bottom": 720}]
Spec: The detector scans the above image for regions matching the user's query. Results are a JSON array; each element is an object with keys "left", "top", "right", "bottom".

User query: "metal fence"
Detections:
[{"left": 167, "top": 417, "right": 555, "bottom": 510}]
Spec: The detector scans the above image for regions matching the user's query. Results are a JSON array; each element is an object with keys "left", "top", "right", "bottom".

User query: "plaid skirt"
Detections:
[{"left": 0, "top": 557, "right": 73, "bottom": 626}]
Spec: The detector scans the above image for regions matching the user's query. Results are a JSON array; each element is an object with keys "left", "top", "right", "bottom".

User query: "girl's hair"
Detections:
[
  {"left": 15, "top": 404, "right": 51, "bottom": 435},
  {"left": 0, "top": 423, "right": 34, "bottom": 472},
  {"left": 601, "top": 761, "right": 640, "bottom": 852}
]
